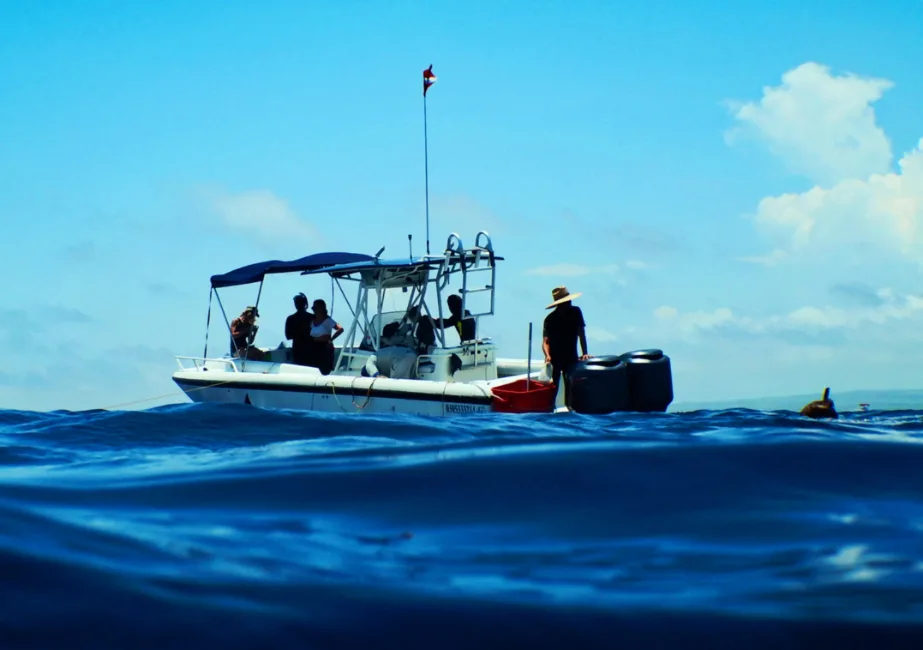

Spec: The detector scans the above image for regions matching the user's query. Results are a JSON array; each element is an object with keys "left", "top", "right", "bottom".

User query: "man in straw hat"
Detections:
[{"left": 542, "top": 286, "right": 590, "bottom": 409}]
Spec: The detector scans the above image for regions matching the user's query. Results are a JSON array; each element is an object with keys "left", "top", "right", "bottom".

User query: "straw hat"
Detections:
[{"left": 546, "top": 285, "right": 582, "bottom": 309}]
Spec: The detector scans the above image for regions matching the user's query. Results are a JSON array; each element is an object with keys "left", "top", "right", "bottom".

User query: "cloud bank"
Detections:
[
  {"left": 727, "top": 62, "right": 922, "bottom": 267},
  {"left": 726, "top": 62, "right": 894, "bottom": 185},
  {"left": 654, "top": 287, "right": 923, "bottom": 342}
]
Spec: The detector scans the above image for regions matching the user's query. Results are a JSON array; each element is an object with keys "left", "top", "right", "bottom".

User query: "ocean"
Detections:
[{"left": 1, "top": 403, "right": 923, "bottom": 649}]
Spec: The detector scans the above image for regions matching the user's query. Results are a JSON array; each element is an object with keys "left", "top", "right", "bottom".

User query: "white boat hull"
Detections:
[{"left": 172, "top": 368, "right": 500, "bottom": 416}]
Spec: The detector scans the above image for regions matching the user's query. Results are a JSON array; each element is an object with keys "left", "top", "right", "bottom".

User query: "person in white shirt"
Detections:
[{"left": 309, "top": 299, "right": 343, "bottom": 374}]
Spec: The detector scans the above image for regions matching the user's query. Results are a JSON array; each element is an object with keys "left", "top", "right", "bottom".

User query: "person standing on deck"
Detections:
[
  {"left": 284, "top": 293, "right": 313, "bottom": 365},
  {"left": 308, "top": 299, "right": 344, "bottom": 375},
  {"left": 542, "top": 286, "right": 590, "bottom": 409}
]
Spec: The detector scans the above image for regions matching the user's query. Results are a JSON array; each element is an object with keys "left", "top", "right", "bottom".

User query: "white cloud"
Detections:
[
  {"left": 652, "top": 288, "right": 923, "bottom": 343},
  {"left": 624, "top": 260, "right": 649, "bottom": 270},
  {"left": 745, "top": 140, "right": 923, "bottom": 264},
  {"left": 789, "top": 290, "right": 923, "bottom": 328},
  {"left": 728, "top": 62, "right": 923, "bottom": 266},
  {"left": 653, "top": 305, "right": 737, "bottom": 336},
  {"left": 205, "top": 188, "right": 318, "bottom": 244},
  {"left": 726, "top": 62, "right": 894, "bottom": 185},
  {"left": 585, "top": 325, "right": 619, "bottom": 343}
]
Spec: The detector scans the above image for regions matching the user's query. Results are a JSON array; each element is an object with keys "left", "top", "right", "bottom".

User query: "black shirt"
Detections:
[
  {"left": 285, "top": 310, "right": 314, "bottom": 350},
  {"left": 415, "top": 315, "right": 436, "bottom": 348},
  {"left": 439, "top": 310, "right": 476, "bottom": 342},
  {"left": 542, "top": 304, "right": 586, "bottom": 364}
]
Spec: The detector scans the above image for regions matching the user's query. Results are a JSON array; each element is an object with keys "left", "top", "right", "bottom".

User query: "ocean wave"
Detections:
[{"left": 2, "top": 404, "right": 923, "bottom": 647}]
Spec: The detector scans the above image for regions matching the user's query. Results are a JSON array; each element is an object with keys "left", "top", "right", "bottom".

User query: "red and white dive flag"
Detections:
[{"left": 423, "top": 65, "right": 437, "bottom": 96}]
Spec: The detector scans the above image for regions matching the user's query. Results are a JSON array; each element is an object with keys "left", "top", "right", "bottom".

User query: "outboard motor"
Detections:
[
  {"left": 567, "top": 355, "right": 630, "bottom": 414},
  {"left": 619, "top": 349, "right": 673, "bottom": 412}
]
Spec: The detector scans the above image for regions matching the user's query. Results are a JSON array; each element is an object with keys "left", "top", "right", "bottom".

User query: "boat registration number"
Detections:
[{"left": 445, "top": 403, "right": 489, "bottom": 414}]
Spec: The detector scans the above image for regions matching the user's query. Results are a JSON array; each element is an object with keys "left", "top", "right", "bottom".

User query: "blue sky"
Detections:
[{"left": 1, "top": 0, "right": 922, "bottom": 411}]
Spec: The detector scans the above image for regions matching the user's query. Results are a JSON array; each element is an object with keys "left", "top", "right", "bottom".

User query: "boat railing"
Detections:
[
  {"left": 440, "top": 231, "right": 497, "bottom": 320},
  {"left": 333, "top": 349, "right": 373, "bottom": 374},
  {"left": 174, "top": 356, "right": 241, "bottom": 372},
  {"left": 412, "top": 338, "right": 496, "bottom": 377}
]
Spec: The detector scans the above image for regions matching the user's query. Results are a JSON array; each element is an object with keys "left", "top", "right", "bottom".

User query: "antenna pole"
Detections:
[
  {"left": 527, "top": 322, "right": 533, "bottom": 391},
  {"left": 422, "top": 65, "right": 437, "bottom": 257},
  {"left": 423, "top": 91, "right": 430, "bottom": 256}
]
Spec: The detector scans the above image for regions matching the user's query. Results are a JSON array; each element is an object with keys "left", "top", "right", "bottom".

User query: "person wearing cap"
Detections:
[
  {"left": 285, "top": 292, "right": 314, "bottom": 365},
  {"left": 230, "top": 306, "right": 263, "bottom": 359},
  {"left": 542, "top": 286, "right": 590, "bottom": 408}
]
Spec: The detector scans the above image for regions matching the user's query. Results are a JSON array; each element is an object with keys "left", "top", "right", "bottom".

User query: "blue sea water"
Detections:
[{"left": 2, "top": 404, "right": 923, "bottom": 649}]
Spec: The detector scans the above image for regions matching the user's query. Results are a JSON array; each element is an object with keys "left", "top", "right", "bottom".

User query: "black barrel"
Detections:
[
  {"left": 618, "top": 349, "right": 673, "bottom": 412},
  {"left": 567, "top": 355, "right": 630, "bottom": 414}
]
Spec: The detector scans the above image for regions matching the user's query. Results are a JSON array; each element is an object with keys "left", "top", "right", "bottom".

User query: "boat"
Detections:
[{"left": 171, "top": 230, "right": 674, "bottom": 416}]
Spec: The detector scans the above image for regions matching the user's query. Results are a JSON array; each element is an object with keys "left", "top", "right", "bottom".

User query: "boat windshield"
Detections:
[{"left": 360, "top": 309, "right": 407, "bottom": 350}]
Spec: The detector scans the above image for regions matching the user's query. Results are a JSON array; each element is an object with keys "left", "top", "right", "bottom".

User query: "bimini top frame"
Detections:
[
  {"left": 300, "top": 231, "right": 501, "bottom": 368},
  {"left": 199, "top": 251, "right": 376, "bottom": 360},
  {"left": 209, "top": 251, "right": 375, "bottom": 289}
]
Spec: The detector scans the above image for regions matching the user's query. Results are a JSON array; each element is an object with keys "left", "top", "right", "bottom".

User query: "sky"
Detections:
[{"left": 1, "top": 0, "right": 922, "bottom": 411}]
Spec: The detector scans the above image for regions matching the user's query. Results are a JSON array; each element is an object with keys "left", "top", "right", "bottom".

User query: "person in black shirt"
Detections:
[
  {"left": 285, "top": 292, "right": 314, "bottom": 365},
  {"left": 542, "top": 286, "right": 589, "bottom": 409},
  {"left": 432, "top": 294, "right": 476, "bottom": 343}
]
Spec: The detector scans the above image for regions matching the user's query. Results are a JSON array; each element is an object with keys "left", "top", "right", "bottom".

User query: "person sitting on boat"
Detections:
[
  {"left": 284, "top": 292, "right": 313, "bottom": 365},
  {"left": 387, "top": 307, "right": 419, "bottom": 349},
  {"left": 389, "top": 305, "right": 435, "bottom": 353},
  {"left": 308, "top": 299, "right": 343, "bottom": 375},
  {"left": 366, "top": 308, "right": 427, "bottom": 380},
  {"left": 431, "top": 294, "right": 476, "bottom": 343},
  {"left": 364, "top": 331, "right": 419, "bottom": 379},
  {"left": 380, "top": 320, "right": 402, "bottom": 346},
  {"left": 415, "top": 308, "right": 436, "bottom": 353},
  {"left": 230, "top": 306, "right": 265, "bottom": 360}
]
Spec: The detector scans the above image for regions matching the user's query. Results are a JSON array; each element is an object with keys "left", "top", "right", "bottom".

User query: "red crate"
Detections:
[{"left": 491, "top": 378, "right": 557, "bottom": 413}]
